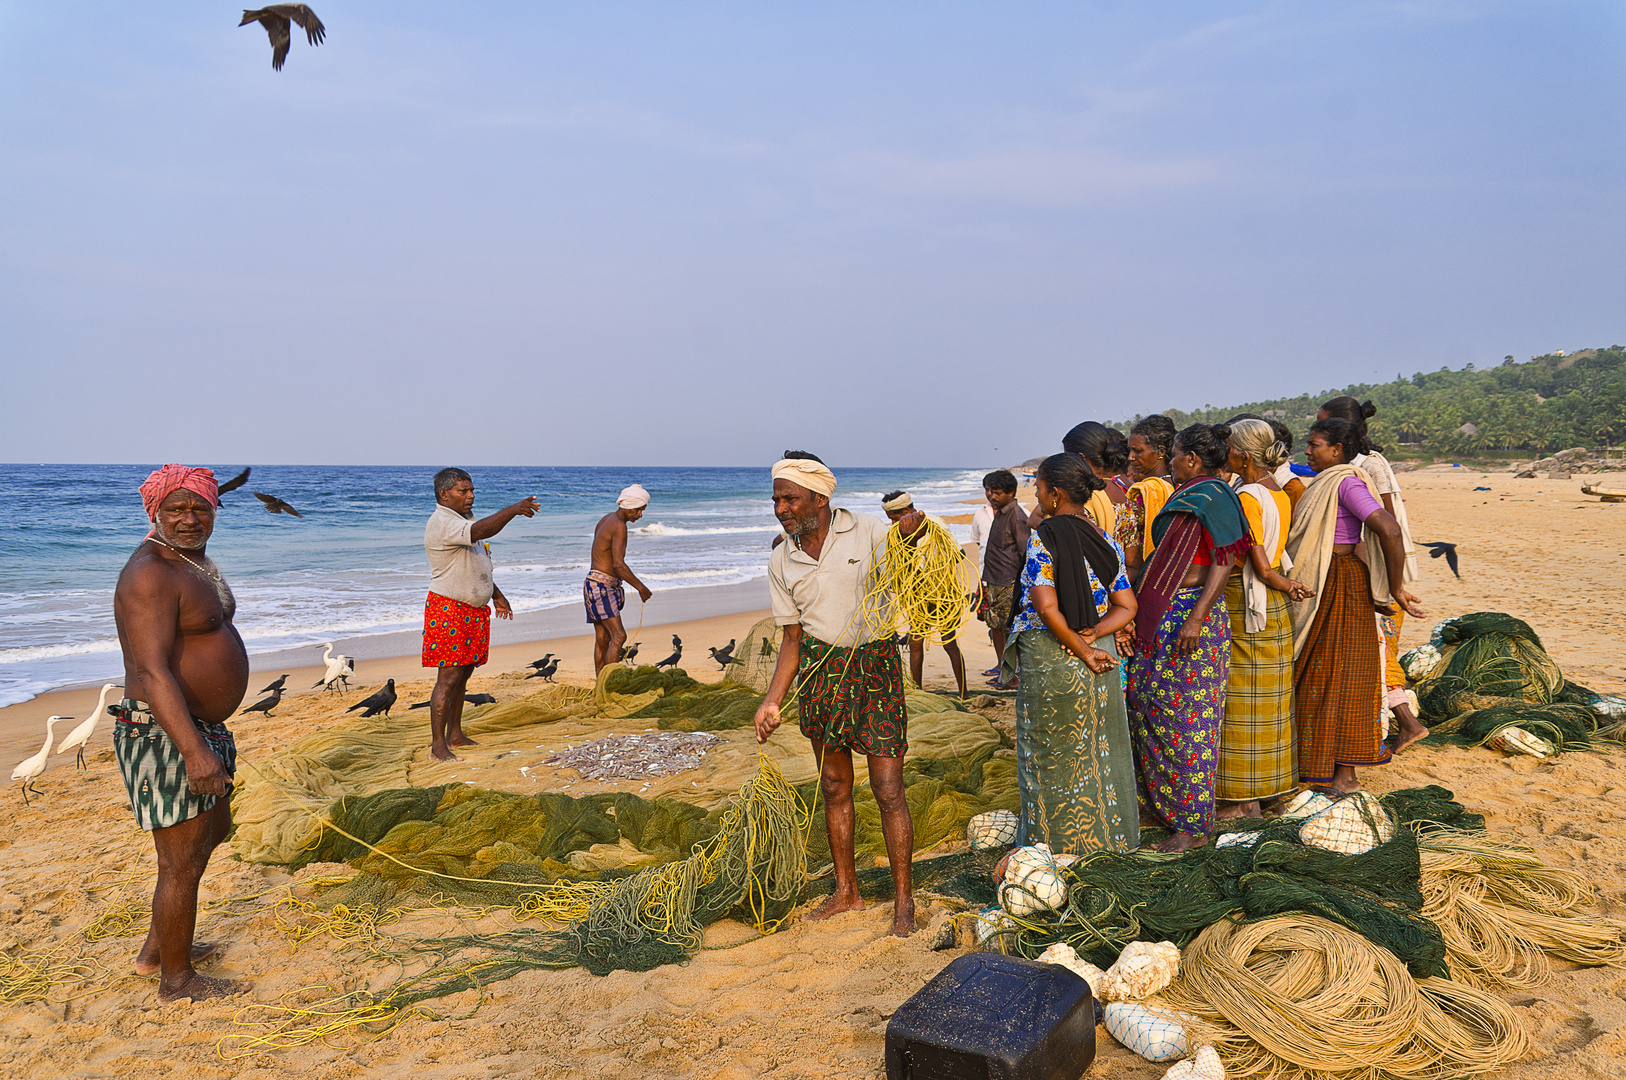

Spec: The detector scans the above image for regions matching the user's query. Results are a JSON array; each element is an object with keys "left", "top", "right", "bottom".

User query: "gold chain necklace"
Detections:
[{"left": 146, "top": 535, "right": 225, "bottom": 585}]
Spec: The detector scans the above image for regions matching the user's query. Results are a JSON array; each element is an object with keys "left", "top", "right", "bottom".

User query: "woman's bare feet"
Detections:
[
  {"left": 1214, "top": 800, "right": 1260, "bottom": 821},
  {"left": 1329, "top": 765, "right": 1362, "bottom": 795},
  {"left": 1390, "top": 710, "right": 1430, "bottom": 754},
  {"left": 807, "top": 890, "right": 864, "bottom": 921},
  {"left": 135, "top": 940, "right": 216, "bottom": 977},
  {"left": 157, "top": 972, "right": 248, "bottom": 1003},
  {"left": 1150, "top": 832, "right": 1207, "bottom": 854}
]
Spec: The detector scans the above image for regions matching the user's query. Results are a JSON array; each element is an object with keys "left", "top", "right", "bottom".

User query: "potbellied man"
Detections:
[
  {"left": 752, "top": 452, "right": 923, "bottom": 937},
  {"left": 113, "top": 464, "right": 248, "bottom": 1002}
]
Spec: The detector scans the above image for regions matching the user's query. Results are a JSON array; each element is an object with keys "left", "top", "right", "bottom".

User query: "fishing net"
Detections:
[
  {"left": 1160, "top": 915, "right": 1530, "bottom": 1080},
  {"left": 990, "top": 787, "right": 1475, "bottom": 980},
  {"left": 1409, "top": 612, "right": 1617, "bottom": 749}
]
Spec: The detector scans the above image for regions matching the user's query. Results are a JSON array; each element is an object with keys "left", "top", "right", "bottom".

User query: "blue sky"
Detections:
[{"left": 2, "top": 1, "right": 1622, "bottom": 466}]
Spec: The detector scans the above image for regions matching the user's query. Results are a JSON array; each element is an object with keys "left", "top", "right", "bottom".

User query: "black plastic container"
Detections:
[{"left": 884, "top": 952, "right": 1096, "bottom": 1080}]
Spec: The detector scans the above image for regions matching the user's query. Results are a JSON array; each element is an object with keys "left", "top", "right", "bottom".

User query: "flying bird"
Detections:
[
  {"left": 259, "top": 674, "right": 289, "bottom": 694},
  {"left": 216, "top": 467, "right": 252, "bottom": 500},
  {"left": 55, "top": 684, "right": 120, "bottom": 772},
  {"left": 240, "top": 5, "right": 326, "bottom": 71},
  {"left": 408, "top": 693, "right": 495, "bottom": 710},
  {"left": 346, "top": 679, "right": 397, "bottom": 718},
  {"left": 314, "top": 642, "right": 353, "bottom": 691},
  {"left": 708, "top": 640, "right": 739, "bottom": 669},
  {"left": 253, "top": 492, "right": 303, "bottom": 517},
  {"left": 1421, "top": 541, "right": 1460, "bottom": 579},
  {"left": 241, "top": 686, "right": 283, "bottom": 716},
  {"left": 13, "top": 717, "right": 69, "bottom": 806},
  {"left": 619, "top": 641, "right": 641, "bottom": 665},
  {"left": 654, "top": 635, "right": 683, "bottom": 669}
]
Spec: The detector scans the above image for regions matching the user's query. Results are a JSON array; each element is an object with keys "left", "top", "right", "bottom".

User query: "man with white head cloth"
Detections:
[
  {"left": 753, "top": 451, "right": 924, "bottom": 937},
  {"left": 587, "top": 483, "right": 654, "bottom": 673}
]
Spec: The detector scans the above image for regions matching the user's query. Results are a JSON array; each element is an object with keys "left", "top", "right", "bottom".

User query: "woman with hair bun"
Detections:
[
  {"left": 1114, "top": 415, "right": 1177, "bottom": 583},
  {"left": 1217, "top": 419, "right": 1314, "bottom": 818},
  {"left": 1318, "top": 396, "right": 1420, "bottom": 740},
  {"left": 1057, "top": 421, "right": 1125, "bottom": 535},
  {"left": 1285, "top": 418, "right": 1427, "bottom": 794},
  {"left": 1125, "top": 423, "right": 1252, "bottom": 851},
  {"left": 1002, "top": 453, "right": 1139, "bottom": 854}
]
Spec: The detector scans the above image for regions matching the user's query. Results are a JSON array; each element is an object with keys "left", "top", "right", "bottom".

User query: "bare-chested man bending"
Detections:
[
  {"left": 112, "top": 465, "right": 249, "bottom": 1002},
  {"left": 585, "top": 484, "right": 653, "bottom": 673}
]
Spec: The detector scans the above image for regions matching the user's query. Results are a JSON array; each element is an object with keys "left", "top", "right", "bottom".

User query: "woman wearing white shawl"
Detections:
[{"left": 1216, "top": 420, "right": 1314, "bottom": 818}]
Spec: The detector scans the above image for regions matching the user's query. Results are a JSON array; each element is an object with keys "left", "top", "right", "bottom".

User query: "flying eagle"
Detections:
[{"left": 239, "top": 5, "right": 326, "bottom": 71}]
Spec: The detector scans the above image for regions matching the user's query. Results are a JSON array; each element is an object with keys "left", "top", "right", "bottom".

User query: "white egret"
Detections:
[
  {"left": 56, "top": 683, "right": 121, "bottom": 771},
  {"left": 12, "top": 716, "right": 70, "bottom": 806},
  {"left": 314, "top": 642, "right": 355, "bottom": 692}
]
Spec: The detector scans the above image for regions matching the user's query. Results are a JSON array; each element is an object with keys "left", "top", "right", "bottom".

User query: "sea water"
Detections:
[{"left": 0, "top": 464, "right": 986, "bottom": 706}]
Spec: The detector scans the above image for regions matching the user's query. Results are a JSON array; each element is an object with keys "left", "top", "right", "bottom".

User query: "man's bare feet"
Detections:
[
  {"left": 891, "top": 898, "right": 916, "bottom": 938},
  {"left": 807, "top": 891, "right": 865, "bottom": 921},
  {"left": 135, "top": 941, "right": 216, "bottom": 977},
  {"left": 157, "top": 972, "right": 248, "bottom": 1003},
  {"left": 430, "top": 744, "right": 462, "bottom": 762},
  {"left": 448, "top": 734, "right": 478, "bottom": 748},
  {"left": 1150, "top": 832, "right": 1207, "bottom": 854}
]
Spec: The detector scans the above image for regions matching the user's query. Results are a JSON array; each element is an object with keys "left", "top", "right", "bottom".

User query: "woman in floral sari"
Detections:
[
  {"left": 1002, "top": 453, "right": 1139, "bottom": 855},
  {"left": 1125, "top": 423, "right": 1251, "bottom": 852}
]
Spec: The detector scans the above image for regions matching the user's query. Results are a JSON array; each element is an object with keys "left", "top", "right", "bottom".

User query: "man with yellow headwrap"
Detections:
[{"left": 753, "top": 451, "right": 924, "bottom": 937}]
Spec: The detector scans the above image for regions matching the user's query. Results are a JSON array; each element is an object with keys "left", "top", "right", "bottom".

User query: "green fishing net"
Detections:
[
  {"left": 997, "top": 786, "right": 1483, "bottom": 981},
  {"left": 1409, "top": 612, "right": 1617, "bottom": 748}
]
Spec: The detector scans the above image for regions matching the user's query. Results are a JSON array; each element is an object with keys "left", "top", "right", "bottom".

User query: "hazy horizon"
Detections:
[{"left": 4, "top": 2, "right": 1622, "bottom": 466}]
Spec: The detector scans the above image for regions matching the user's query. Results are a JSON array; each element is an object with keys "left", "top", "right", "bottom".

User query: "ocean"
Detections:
[{"left": 0, "top": 464, "right": 987, "bottom": 706}]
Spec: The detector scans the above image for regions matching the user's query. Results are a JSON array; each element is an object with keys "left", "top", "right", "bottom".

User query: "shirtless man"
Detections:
[
  {"left": 113, "top": 465, "right": 248, "bottom": 1002},
  {"left": 585, "top": 484, "right": 654, "bottom": 673}
]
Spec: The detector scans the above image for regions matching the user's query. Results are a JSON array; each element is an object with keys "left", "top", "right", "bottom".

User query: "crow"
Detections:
[
  {"left": 654, "top": 635, "right": 683, "bottom": 669},
  {"left": 346, "top": 679, "right": 397, "bottom": 718},
  {"left": 525, "top": 654, "right": 556, "bottom": 672},
  {"left": 254, "top": 492, "right": 303, "bottom": 517},
  {"left": 1421, "top": 541, "right": 1460, "bottom": 579},
  {"left": 526, "top": 658, "right": 561, "bottom": 682},
  {"left": 241, "top": 686, "right": 283, "bottom": 717},
  {"left": 758, "top": 635, "right": 775, "bottom": 658},
  {"left": 708, "top": 639, "right": 739, "bottom": 669},
  {"left": 258, "top": 673, "right": 289, "bottom": 694},
  {"left": 217, "top": 467, "right": 252, "bottom": 500},
  {"left": 408, "top": 693, "right": 495, "bottom": 710},
  {"left": 619, "top": 641, "right": 641, "bottom": 664},
  {"left": 240, "top": 5, "right": 326, "bottom": 71}
]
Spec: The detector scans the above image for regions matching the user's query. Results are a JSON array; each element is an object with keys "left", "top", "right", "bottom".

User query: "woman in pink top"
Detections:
[{"left": 1287, "top": 419, "right": 1426, "bottom": 795}]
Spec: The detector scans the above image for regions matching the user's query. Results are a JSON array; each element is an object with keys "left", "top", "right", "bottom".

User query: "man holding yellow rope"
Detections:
[
  {"left": 754, "top": 452, "right": 922, "bottom": 937},
  {"left": 881, "top": 490, "right": 968, "bottom": 698}
]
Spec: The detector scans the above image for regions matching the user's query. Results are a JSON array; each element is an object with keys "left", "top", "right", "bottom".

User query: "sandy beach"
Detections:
[{"left": 2, "top": 468, "right": 1624, "bottom": 1079}]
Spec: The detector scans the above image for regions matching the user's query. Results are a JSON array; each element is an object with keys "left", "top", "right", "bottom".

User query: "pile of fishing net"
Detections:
[
  {"left": 1401, "top": 612, "right": 1626, "bottom": 752},
  {"left": 981, "top": 786, "right": 1626, "bottom": 1080}
]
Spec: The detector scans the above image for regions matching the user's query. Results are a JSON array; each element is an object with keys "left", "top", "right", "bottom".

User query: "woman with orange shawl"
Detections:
[{"left": 1114, "top": 415, "right": 1176, "bottom": 584}]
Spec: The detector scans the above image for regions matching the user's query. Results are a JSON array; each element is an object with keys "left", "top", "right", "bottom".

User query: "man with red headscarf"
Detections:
[{"left": 112, "top": 464, "right": 250, "bottom": 1002}]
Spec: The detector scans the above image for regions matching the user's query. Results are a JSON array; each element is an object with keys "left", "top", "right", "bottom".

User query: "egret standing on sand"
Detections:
[
  {"left": 12, "top": 716, "right": 70, "bottom": 805},
  {"left": 314, "top": 642, "right": 353, "bottom": 691},
  {"left": 114, "top": 464, "right": 249, "bottom": 1002},
  {"left": 422, "top": 468, "right": 538, "bottom": 761},
  {"left": 56, "top": 683, "right": 121, "bottom": 772}
]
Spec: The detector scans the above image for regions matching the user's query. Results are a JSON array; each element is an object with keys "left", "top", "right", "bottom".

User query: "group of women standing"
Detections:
[{"left": 1004, "top": 400, "right": 1425, "bottom": 858}]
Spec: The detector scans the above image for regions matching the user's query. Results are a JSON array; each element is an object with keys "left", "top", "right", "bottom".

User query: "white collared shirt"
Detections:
[{"left": 768, "top": 507, "right": 894, "bottom": 648}]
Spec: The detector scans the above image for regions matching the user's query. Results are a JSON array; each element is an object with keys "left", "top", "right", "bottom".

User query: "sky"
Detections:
[{"left": 1, "top": 1, "right": 1622, "bottom": 467}]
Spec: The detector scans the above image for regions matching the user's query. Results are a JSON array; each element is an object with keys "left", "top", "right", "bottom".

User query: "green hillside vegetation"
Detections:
[{"left": 1117, "top": 345, "right": 1626, "bottom": 459}]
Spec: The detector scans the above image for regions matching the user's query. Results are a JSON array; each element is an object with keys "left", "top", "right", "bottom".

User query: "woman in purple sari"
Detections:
[{"left": 1123, "top": 423, "right": 1252, "bottom": 852}]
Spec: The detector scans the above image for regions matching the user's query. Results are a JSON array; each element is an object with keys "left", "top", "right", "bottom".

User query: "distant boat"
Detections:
[{"left": 1580, "top": 483, "right": 1626, "bottom": 503}]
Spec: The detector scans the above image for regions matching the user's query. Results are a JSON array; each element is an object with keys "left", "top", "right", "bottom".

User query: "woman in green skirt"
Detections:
[{"left": 1001, "top": 453, "right": 1140, "bottom": 855}]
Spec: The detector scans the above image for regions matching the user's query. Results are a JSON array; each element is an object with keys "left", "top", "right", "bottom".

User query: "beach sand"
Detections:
[{"left": 1, "top": 469, "right": 1623, "bottom": 1079}]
